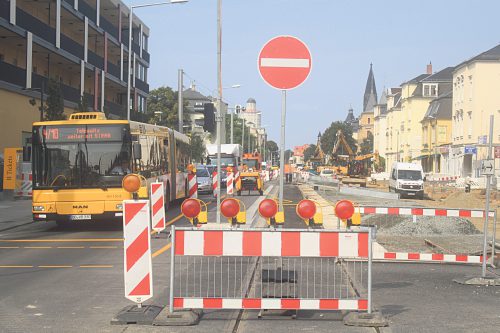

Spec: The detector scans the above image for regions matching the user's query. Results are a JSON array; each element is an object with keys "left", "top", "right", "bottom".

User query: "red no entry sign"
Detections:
[{"left": 258, "top": 35, "right": 312, "bottom": 90}]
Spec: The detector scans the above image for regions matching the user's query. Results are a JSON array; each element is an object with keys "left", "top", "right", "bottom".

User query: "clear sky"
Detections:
[{"left": 126, "top": 0, "right": 500, "bottom": 148}]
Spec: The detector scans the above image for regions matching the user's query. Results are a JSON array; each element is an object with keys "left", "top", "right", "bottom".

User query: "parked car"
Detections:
[
  {"left": 196, "top": 166, "right": 212, "bottom": 194},
  {"left": 320, "top": 169, "right": 335, "bottom": 178}
]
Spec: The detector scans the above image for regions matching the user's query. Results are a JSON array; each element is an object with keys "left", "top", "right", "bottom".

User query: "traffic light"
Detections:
[{"left": 203, "top": 103, "right": 215, "bottom": 132}]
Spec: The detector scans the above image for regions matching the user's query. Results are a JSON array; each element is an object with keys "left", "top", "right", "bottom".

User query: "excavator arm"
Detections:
[{"left": 332, "top": 130, "right": 354, "bottom": 157}]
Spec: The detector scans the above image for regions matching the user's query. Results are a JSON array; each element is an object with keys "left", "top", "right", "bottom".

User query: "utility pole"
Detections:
[
  {"left": 178, "top": 69, "right": 183, "bottom": 133},
  {"left": 230, "top": 111, "right": 233, "bottom": 144},
  {"left": 216, "top": 0, "right": 222, "bottom": 223},
  {"left": 241, "top": 118, "right": 245, "bottom": 153}
]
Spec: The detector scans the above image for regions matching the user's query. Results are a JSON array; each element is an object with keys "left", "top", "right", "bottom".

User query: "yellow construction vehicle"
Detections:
[{"left": 236, "top": 152, "right": 264, "bottom": 196}]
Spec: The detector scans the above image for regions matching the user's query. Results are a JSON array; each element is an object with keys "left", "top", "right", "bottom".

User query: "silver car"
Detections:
[{"left": 196, "top": 166, "right": 212, "bottom": 194}]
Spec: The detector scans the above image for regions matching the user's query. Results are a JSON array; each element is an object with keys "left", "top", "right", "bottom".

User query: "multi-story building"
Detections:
[
  {"left": 383, "top": 88, "right": 402, "bottom": 170},
  {"left": 373, "top": 89, "right": 387, "bottom": 158},
  {"left": 449, "top": 44, "right": 500, "bottom": 177},
  {"left": 420, "top": 91, "right": 452, "bottom": 174},
  {"left": 398, "top": 65, "right": 453, "bottom": 163},
  {"left": 0, "top": 0, "right": 150, "bottom": 151},
  {"left": 182, "top": 84, "right": 213, "bottom": 135},
  {"left": 291, "top": 144, "right": 309, "bottom": 165}
]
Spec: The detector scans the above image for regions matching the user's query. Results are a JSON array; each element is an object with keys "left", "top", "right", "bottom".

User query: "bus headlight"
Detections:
[
  {"left": 116, "top": 203, "right": 123, "bottom": 210},
  {"left": 33, "top": 206, "right": 45, "bottom": 211}
]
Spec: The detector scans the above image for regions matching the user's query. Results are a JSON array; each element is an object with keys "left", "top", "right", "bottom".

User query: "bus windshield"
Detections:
[{"left": 32, "top": 124, "right": 132, "bottom": 189}]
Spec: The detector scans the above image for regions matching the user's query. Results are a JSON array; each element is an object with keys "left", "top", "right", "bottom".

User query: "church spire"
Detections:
[{"left": 363, "top": 63, "right": 378, "bottom": 113}]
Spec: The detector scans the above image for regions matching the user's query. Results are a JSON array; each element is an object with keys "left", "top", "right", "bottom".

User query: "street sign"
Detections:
[
  {"left": 464, "top": 146, "right": 477, "bottom": 155},
  {"left": 481, "top": 159, "right": 494, "bottom": 175},
  {"left": 258, "top": 36, "right": 312, "bottom": 90}
]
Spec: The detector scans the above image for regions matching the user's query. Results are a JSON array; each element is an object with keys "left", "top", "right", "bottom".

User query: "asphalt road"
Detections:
[{"left": 0, "top": 182, "right": 499, "bottom": 333}]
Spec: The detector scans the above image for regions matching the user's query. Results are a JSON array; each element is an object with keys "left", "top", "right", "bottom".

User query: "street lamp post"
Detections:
[{"left": 126, "top": 0, "right": 188, "bottom": 121}]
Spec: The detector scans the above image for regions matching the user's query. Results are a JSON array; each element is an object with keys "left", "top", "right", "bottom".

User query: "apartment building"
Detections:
[
  {"left": 449, "top": 44, "right": 500, "bottom": 177},
  {"left": 0, "top": 0, "right": 150, "bottom": 151},
  {"left": 381, "top": 88, "right": 402, "bottom": 171}
]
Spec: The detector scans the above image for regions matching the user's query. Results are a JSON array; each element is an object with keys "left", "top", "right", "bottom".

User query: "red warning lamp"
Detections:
[
  {"left": 220, "top": 198, "right": 240, "bottom": 219},
  {"left": 181, "top": 199, "right": 201, "bottom": 219},
  {"left": 296, "top": 199, "right": 316, "bottom": 220},
  {"left": 334, "top": 200, "right": 355, "bottom": 220},
  {"left": 258, "top": 199, "right": 278, "bottom": 219}
]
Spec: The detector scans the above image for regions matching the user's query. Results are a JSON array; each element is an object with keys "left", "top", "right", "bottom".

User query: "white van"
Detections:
[{"left": 389, "top": 162, "right": 425, "bottom": 199}]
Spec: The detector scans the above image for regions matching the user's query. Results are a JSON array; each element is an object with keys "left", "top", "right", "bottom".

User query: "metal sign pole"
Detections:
[
  {"left": 279, "top": 90, "right": 286, "bottom": 211},
  {"left": 481, "top": 115, "right": 494, "bottom": 278},
  {"left": 169, "top": 225, "right": 176, "bottom": 313}
]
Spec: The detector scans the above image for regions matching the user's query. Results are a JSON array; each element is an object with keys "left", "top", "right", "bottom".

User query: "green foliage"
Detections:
[
  {"left": 147, "top": 86, "right": 189, "bottom": 129},
  {"left": 303, "top": 144, "right": 316, "bottom": 162},
  {"left": 375, "top": 155, "right": 386, "bottom": 172},
  {"left": 188, "top": 133, "right": 206, "bottom": 163},
  {"left": 77, "top": 93, "right": 91, "bottom": 112},
  {"left": 320, "top": 121, "right": 357, "bottom": 155},
  {"left": 225, "top": 116, "right": 258, "bottom": 153},
  {"left": 359, "top": 131, "right": 374, "bottom": 154},
  {"left": 284, "top": 149, "right": 293, "bottom": 162},
  {"left": 44, "top": 79, "right": 66, "bottom": 121}
]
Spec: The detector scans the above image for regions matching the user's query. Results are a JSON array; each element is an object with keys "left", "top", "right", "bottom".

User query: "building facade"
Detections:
[
  {"left": 449, "top": 44, "right": 500, "bottom": 177},
  {"left": 373, "top": 89, "right": 387, "bottom": 159},
  {"left": 0, "top": 0, "right": 150, "bottom": 151},
  {"left": 383, "top": 88, "right": 402, "bottom": 171}
]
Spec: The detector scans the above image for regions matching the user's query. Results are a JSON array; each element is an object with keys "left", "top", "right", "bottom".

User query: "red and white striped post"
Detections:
[
  {"left": 212, "top": 171, "right": 218, "bottom": 197},
  {"left": 150, "top": 182, "right": 166, "bottom": 233},
  {"left": 188, "top": 173, "right": 198, "bottom": 198},
  {"left": 227, "top": 170, "right": 234, "bottom": 196},
  {"left": 123, "top": 200, "right": 153, "bottom": 305}
]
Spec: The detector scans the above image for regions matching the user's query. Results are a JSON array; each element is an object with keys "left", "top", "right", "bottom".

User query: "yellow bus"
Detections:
[{"left": 31, "top": 112, "right": 190, "bottom": 224}]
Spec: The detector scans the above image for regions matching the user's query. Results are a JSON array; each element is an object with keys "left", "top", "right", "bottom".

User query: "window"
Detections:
[
  {"left": 367, "top": 117, "right": 370, "bottom": 124},
  {"left": 142, "top": 34, "right": 148, "bottom": 51},
  {"left": 423, "top": 83, "right": 438, "bottom": 97}
]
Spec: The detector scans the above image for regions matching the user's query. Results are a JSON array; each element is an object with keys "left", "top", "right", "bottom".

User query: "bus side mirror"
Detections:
[{"left": 133, "top": 142, "right": 142, "bottom": 160}]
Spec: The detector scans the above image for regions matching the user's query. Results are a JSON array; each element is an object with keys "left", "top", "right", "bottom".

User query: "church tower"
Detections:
[{"left": 363, "top": 63, "right": 378, "bottom": 113}]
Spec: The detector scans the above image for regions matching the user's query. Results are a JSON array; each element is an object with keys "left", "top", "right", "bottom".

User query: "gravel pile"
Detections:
[{"left": 363, "top": 215, "right": 481, "bottom": 236}]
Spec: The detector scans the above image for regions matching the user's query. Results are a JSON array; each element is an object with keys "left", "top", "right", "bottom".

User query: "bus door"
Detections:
[{"left": 169, "top": 131, "right": 176, "bottom": 202}]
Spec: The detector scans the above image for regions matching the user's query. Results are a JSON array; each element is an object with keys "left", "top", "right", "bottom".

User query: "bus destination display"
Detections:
[{"left": 36, "top": 125, "right": 126, "bottom": 142}]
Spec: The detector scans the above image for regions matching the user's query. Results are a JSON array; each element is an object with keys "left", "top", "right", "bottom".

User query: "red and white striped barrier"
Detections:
[
  {"left": 356, "top": 206, "right": 495, "bottom": 218},
  {"left": 374, "top": 252, "right": 484, "bottom": 264},
  {"left": 427, "top": 176, "right": 459, "bottom": 182},
  {"left": 123, "top": 200, "right": 153, "bottom": 304},
  {"left": 227, "top": 171, "right": 234, "bottom": 195},
  {"left": 16, "top": 172, "right": 32, "bottom": 198},
  {"left": 188, "top": 173, "right": 198, "bottom": 198},
  {"left": 174, "top": 298, "right": 367, "bottom": 311},
  {"left": 150, "top": 182, "right": 166, "bottom": 233},
  {"left": 235, "top": 171, "right": 240, "bottom": 188},
  {"left": 212, "top": 171, "right": 218, "bottom": 197},
  {"left": 174, "top": 229, "right": 369, "bottom": 258}
]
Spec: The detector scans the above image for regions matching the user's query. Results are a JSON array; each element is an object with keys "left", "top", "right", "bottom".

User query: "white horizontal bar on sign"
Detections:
[{"left": 260, "top": 58, "right": 310, "bottom": 68}]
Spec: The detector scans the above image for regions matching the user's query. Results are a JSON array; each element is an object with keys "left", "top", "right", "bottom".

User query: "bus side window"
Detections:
[{"left": 162, "top": 139, "right": 169, "bottom": 172}]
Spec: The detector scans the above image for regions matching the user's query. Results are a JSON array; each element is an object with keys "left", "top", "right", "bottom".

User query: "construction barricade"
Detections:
[
  {"left": 354, "top": 206, "right": 496, "bottom": 264},
  {"left": 169, "top": 227, "right": 373, "bottom": 315}
]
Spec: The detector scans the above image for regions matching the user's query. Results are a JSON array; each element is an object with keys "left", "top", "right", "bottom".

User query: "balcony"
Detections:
[
  {"left": 142, "top": 50, "right": 150, "bottom": 63},
  {"left": 16, "top": 8, "right": 56, "bottom": 45},
  {"left": 63, "top": 0, "right": 75, "bottom": 7},
  {"left": 32, "top": 73, "right": 82, "bottom": 104},
  {"left": 135, "top": 78, "right": 149, "bottom": 93},
  {"left": 0, "top": 61, "right": 26, "bottom": 87},
  {"left": 132, "top": 42, "right": 140, "bottom": 54},
  {"left": 100, "top": 16, "right": 118, "bottom": 40},
  {"left": 60, "top": 34, "right": 84, "bottom": 59},
  {"left": 104, "top": 100, "right": 126, "bottom": 119},
  {"left": 87, "top": 50, "right": 104, "bottom": 68},
  {"left": 1, "top": 0, "right": 9, "bottom": 20},
  {"left": 78, "top": 0, "right": 96, "bottom": 23},
  {"left": 107, "top": 62, "right": 120, "bottom": 79}
]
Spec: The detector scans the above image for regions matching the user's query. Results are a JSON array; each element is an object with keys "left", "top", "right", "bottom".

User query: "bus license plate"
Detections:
[{"left": 70, "top": 215, "right": 91, "bottom": 220}]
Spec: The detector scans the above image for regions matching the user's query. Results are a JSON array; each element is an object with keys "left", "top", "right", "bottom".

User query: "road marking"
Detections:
[
  {"left": 0, "top": 246, "right": 19, "bottom": 249},
  {"left": 37, "top": 265, "right": 73, "bottom": 268},
  {"left": 79, "top": 265, "right": 113, "bottom": 268},
  {"left": 57, "top": 246, "right": 85, "bottom": 249},
  {"left": 24, "top": 246, "right": 52, "bottom": 249},
  {"left": 89, "top": 246, "right": 118, "bottom": 249},
  {"left": 0, "top": 238, "right": 123, "bottom": 243},
  {"left": 152, "top": 243, "right": 171, "bottom": 258},
  {"left": 0, "top": 265, "right": 34, "bottom": 268}
]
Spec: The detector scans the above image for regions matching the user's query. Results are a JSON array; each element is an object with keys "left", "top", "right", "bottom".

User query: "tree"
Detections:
[
  {"left": 320, "top": 121, "right": 357, "bottom": 156},
  {"left": 44, "top": 79, "right": 66, "bottom": 121},
  {"left": 225, "top": 116, "right": 260, "bottom": 153},
  {"left": 359, "top": 131, "right": 374, "bottom": 154},
  {"left": 188, "top": 133, "right": 206, "bottom": 163},
  {"left": 303, "top": 144, "right": 317, "bottom": 162},
  {"left": 147, "top": 86, "right": 189, "bottom": 129},
  {"left": 284, "top": 149, "right": 293, "bottom": 162}
]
